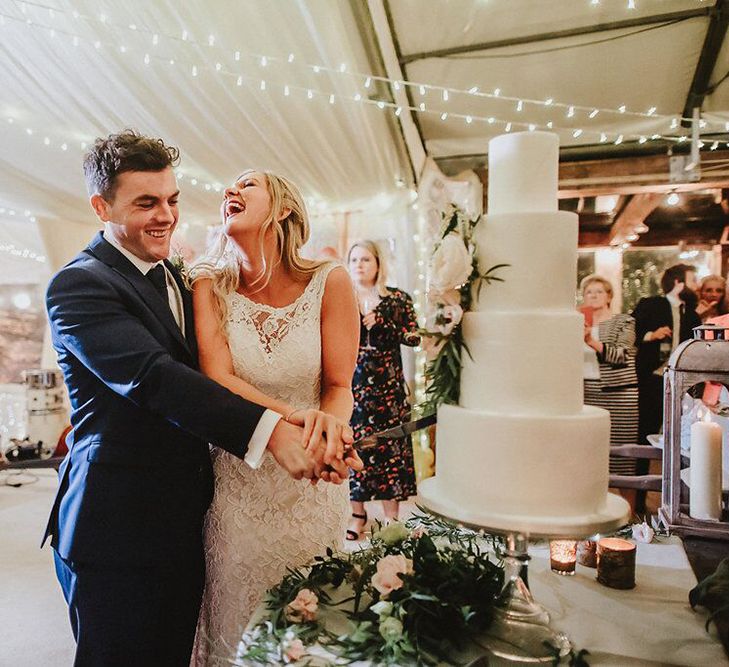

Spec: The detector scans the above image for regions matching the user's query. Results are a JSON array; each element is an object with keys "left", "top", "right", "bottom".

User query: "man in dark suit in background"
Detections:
[
  {"left": 44, "top": 130, "right": 354, "bottom": 666},
  {"left": 633, "top": 263, "right": 701, "bottom": 446}
]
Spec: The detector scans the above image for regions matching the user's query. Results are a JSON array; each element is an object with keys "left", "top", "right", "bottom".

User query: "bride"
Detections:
[{"left": 189, "top": 169, "right": 361, "bottom": 664}]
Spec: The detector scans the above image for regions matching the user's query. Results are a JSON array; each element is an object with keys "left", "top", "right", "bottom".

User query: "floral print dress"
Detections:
[{"left": 349, "top": 287, "right": 420, "bottom": 501}]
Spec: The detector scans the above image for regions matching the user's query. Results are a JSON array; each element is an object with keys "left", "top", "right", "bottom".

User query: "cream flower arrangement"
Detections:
[{"left": 422, "top": 205, "right": 508, "bottom": 411}]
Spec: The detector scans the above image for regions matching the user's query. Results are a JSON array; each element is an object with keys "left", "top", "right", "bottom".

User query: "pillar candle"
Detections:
[
  {"left": 549, "top": 540, "right": 577, "bottom": 576},
  {"left": 689, "top": 414, "right": 723, "bottom": 521},
  {"left": 597, "top": 538, "right": 636, "bottom": 589}
]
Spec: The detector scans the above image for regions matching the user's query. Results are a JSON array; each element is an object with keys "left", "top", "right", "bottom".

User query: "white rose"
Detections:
[
  {"left": 436, "top": 304, "right": 463, "bottom": 336},
  {"left": 429, "top": 233, "right": 472, "bottom": 292},
  {"left": 371, "top": 600, "right": 393, "bottom": 617},
  {"left": 631, "top": 522, "right": 655, "bottom": 544}
]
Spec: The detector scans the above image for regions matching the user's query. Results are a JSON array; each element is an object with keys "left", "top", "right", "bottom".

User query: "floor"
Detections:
[{"left": 0, "top": 469, "right": 75, "bottom": 666}]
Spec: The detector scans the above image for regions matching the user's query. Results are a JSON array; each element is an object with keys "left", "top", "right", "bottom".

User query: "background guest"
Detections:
[
  {"left": 346, "top": 240, "right": 419, "bottom": 540},
  {"left": 696, "top": 274, "right": 727, "bottom": 322},
  {"left": 580, "top": 275, "right": 639, "bottom": 486},
  {"left": 632, "top": 263, "right": 701, "bottom": 445}
]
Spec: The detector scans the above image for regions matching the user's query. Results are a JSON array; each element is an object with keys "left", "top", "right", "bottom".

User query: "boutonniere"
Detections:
[{"left": 169, "top": 249, "right": 191, "bottom": 290}]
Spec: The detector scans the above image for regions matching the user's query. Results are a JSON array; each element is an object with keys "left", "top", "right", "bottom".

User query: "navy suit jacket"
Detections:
[
  {"left": 43, "top": 232, "right": 266, "bottom": 566},
  {"left": 632, "top": 295, "right": 700, "bottom": 379}
]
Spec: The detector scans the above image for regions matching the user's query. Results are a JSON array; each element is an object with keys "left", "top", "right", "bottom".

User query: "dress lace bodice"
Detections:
[
  {"left": 225, "top": 271, "right": 324, "bottom": 412},
  {"left": 192, "top": 263, "right": 349, "bottom": 665}
]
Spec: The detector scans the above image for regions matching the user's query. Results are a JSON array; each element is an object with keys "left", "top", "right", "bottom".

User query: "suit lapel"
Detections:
[{"left": 85, "top": 233, "right": 191, "bottom": 356}]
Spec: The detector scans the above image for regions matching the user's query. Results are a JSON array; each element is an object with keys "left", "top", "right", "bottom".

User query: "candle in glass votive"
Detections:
[
  {"left": 597, "top": 538, "right": 636, "bottom": 589},
  {"left": 689, "top": 412, "right": 723, "bottom": 521},
  {"left": 577, "top": 539, "right": 598, "bottom": 568},
  {"left": 549, "top": 540, "right": 577, "bottom": 576}
]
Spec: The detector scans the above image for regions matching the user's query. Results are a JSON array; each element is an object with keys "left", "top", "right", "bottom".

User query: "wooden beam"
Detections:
[
  {"left": 352, "top": 0, "right": 425, "bottom": 182},
  {"left": 609, "top": 193, "right": 662, "bottom": 245},
  {"left": 561, "top": 180, "right": 729, "bottom": 199},
  {"left": 476, "top": 150, "right": 729, "bottom": 199},
  {"left": 400, "top": 8, "right": 711, "bottom": 64},
  {"left": 682, "top": 0, "right": 729, "bottom": 127}
]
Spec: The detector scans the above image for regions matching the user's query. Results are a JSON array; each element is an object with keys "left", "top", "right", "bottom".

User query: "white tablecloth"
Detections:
[{"left": 524, "top": 537, "right": 728, "bottom": 666}]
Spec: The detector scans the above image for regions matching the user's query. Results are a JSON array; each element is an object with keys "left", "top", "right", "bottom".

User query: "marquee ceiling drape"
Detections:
[{"left": 0, "top": 0, "right": 725, "bottom": 240}]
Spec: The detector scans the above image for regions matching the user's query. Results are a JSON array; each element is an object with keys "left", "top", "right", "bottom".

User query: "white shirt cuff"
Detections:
[
  {"left": 244, "top": 409, "right": 282, "bottom": 469},
  {"left": 643, "top": 332, "right": 652, "bottom": 342}
]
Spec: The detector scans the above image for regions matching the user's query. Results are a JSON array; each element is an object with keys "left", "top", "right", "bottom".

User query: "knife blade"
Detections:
[{"left": 351, "top": 412, "right": 437, "bottom": 450}]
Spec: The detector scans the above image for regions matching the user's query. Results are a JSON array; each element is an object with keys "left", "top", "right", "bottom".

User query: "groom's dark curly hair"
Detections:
[{"left": 83, "top": 129, "right": 180, "bottom": 201}]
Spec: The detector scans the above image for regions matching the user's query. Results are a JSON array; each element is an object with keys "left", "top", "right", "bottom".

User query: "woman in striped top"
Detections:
[{"left": 581, "top": 275, "right": 639, "bottom": 480}]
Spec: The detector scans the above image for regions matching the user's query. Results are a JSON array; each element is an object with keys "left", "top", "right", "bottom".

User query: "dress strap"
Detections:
[{"left": 309, "top": 262, "right": 340, "bottom": 302}]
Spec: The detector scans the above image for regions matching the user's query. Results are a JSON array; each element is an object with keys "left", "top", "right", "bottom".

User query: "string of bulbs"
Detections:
[{"left": 0, "top": 0, "right": 722, "bottom": 131}]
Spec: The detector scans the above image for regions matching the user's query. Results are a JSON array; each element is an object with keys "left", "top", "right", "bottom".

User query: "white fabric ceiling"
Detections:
[
  {"left": 0, "top": 0, "right": 726, "bottom": 250},
  {"left": 389, "top": 0, "right": 726, "bottom": 159},
  {"left": 0, "top": 0, "right": 411, "bottom": 235}
]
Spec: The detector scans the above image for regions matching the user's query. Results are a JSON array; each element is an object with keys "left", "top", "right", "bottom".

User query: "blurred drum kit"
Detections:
[{"left": 0, "top": 369, "right": 70, "bottom": 472}]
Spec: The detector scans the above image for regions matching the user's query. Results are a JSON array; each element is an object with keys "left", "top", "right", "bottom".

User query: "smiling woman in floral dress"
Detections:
[{"left": 346, "top": 240, "right": 420, "bottom": 540}]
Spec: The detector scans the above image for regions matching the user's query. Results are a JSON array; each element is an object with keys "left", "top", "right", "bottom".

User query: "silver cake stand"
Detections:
[{"left": 419, "top": 480, "right": 630, "bottom": 663}]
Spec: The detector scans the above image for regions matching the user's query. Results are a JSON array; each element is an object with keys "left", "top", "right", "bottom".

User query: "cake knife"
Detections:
[{"left": 349, "top": 412, "right": 437, "bottom": 451}]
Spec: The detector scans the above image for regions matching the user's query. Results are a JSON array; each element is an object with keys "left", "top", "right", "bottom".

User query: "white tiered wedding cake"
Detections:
[{"left": 419, "top": 131, "right": 630, "bottom": 536}]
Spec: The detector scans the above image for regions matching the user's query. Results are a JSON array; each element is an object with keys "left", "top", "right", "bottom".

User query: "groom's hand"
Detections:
[{"left": 267, "top": 420, "right": 316, "bottom": 480}]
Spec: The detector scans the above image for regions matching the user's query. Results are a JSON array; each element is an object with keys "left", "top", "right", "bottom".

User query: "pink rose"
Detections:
[
  {"left": 286, "top": 588, "right": 319, "bottom": 622},
  {"left": 371, "top": 554, "right": 413, "bottom": 598},
  {"left": 283, "top": 637, "right": 306, "bottom": 662}
]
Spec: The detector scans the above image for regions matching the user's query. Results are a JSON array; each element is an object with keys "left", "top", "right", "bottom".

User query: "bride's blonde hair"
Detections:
[{"left": 189, "top": 170, "right": 323, "bottom": 329}]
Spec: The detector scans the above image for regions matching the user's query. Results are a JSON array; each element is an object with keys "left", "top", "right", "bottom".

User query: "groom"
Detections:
[{"left": 43, "top": 130, "right": 346, "bottom": 666}]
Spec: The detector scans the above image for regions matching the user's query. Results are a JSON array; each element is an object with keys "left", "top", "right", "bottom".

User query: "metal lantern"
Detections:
[{"left": 659, "top": 325, "right": 729, "bottom": 539}]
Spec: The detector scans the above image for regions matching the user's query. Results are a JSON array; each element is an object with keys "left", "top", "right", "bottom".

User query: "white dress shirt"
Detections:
[
  {"left": 102, "top": 228, "right": 278, "bottom": 468},
  {"left": 666, "top": 293, "right": 682, "bottom": 351}
]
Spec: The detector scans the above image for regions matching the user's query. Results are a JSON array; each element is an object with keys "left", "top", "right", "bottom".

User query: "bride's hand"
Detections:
[{"left": 287, "top": 408, "right": 353, "bottom": 466}]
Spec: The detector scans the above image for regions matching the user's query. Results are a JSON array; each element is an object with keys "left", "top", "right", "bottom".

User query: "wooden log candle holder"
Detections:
[
  {"left": 577, "top": 539, "right": 597, "bottom": 568},
  {"left": 597, "top": 538, "right": 636, "bottom": 589}
]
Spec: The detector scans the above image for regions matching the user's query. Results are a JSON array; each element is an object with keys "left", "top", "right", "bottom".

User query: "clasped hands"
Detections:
[{"left": 268, "top": 408, "right": 363, "bottom": 484}]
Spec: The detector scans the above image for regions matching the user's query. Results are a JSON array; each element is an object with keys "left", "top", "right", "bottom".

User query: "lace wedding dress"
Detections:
[{"left": 191, "top": 263, "right": 349, "bottom": 665}]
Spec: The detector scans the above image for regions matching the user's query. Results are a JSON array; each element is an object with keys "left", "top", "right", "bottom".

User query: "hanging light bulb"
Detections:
[{"left": 666, "top": 192, "right": 680, "bottom": 206}]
